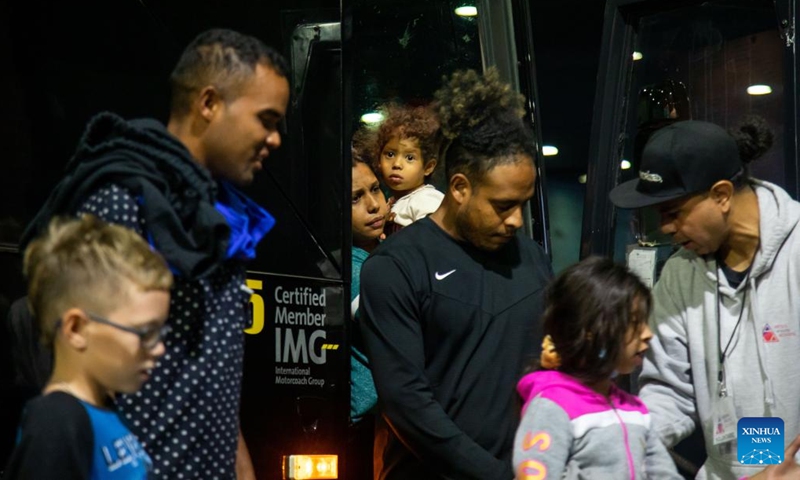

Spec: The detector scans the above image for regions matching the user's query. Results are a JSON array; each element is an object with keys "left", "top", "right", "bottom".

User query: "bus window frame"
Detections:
[{"left": 478, "top": 0, "right": 552, "bottom": 254}]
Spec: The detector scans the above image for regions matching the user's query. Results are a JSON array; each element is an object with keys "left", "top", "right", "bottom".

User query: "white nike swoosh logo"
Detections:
[{"left": 435, "top": 269, "right": 456, "bottom": 280}]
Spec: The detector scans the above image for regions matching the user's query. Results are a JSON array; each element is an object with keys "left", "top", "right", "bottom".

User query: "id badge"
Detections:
[{"left": 712, "top": 395, "right": 737, "bottom": 445}]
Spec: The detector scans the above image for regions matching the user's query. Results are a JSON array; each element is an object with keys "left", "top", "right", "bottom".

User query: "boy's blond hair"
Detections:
[{"left": 23, "top": 214, "right": 173, "bottom": 345}]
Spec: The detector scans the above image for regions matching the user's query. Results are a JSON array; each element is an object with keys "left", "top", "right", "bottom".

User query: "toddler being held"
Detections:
[{"left": 370, "top": 103, "right": 443, "bottom": 234}]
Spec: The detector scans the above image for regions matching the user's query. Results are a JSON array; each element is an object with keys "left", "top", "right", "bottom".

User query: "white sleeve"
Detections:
[{"left": 406, "top": 188, "right": 443, "bottom": 222}]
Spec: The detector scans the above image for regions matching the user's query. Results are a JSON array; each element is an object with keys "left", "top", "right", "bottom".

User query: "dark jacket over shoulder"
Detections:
[
  {"left": 360, "top": 218, "right": 552, "bottom": 480},
  {"left": 21, "top": 112, "right": 229, "bottom": 279}
]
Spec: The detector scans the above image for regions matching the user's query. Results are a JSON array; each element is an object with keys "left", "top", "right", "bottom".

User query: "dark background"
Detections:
[{"left": 532, "top": 0, "right": 605, "bottom": 176}]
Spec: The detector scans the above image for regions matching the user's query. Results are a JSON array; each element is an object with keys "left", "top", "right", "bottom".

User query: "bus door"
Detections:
[
  {"left": 582, "top": 0, "right": 800, "bottom": 476},
  {"left": 239, "top": 12, "right": 348, "bottom": 480}
]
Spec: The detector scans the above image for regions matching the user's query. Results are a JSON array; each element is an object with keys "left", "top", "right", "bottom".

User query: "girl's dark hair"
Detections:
[
  {"left": 434, "top": 67, "right": 536, "bottom": 185},
  {"left": 537, "top": 256, "right": 652, "bottom": 384},
  {"left": 728, "top": 114, "right": 774, "bottom": 188}
]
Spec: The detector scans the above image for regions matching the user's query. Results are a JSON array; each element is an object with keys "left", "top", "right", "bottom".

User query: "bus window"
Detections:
[
  {"left": 245, "top": 14, "right": 343, "bottom": 281},
  {"left": 348, "top": 0, "right": 482, "bottom": 154},
  {"left": 346, "top": 0, "right": 550, "bottom": 250}
]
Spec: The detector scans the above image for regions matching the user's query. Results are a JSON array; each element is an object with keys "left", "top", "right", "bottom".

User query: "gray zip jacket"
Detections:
[
  {"left": 639, "top": 180, "right": 800, "bottom": 479},
  {"left": 513, "top": 371, "right": 680, "bottom": 479}
]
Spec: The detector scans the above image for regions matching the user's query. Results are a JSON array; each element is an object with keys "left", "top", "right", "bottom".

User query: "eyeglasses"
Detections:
[{"left": 84, "top": 312, "right": 170, "bottom": 350}]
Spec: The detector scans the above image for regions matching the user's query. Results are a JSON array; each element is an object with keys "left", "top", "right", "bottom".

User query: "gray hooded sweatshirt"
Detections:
[{"left": 639, "top": 180, "right": 800, "bottom": 479}]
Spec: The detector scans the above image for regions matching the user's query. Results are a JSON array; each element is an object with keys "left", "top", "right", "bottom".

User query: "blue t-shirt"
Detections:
[{"left": 2, "top": 391, "right": 151, "bottom": 479}]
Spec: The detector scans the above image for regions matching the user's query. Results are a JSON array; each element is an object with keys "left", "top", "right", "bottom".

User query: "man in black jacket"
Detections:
[
  {"left": 18, "top": 28, "right": 289, "bottom": 479},
  {"left": 360, "top": 69, "right": 552, "bottom": 479}
]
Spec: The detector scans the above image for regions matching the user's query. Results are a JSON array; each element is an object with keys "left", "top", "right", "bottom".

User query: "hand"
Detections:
[
  {"left": 747, "top": 434, "right": 800, "bottom": 480},
  {"left": 236, "top": 430, "right": 256, "bottom": 480}
]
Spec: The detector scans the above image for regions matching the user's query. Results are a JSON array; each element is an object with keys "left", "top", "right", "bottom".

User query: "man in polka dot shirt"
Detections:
[{"left": 21, "top": 28, "right": 290, "bottom": 479}]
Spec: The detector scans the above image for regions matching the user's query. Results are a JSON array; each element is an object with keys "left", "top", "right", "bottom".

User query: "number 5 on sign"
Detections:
[{"left": 245, "top": 279, "right": 264, "bottom": 335}]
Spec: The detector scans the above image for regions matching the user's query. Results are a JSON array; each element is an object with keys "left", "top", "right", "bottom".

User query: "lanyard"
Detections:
[{"left": 715, "top": 260, "right": 752, "bottom": 398}]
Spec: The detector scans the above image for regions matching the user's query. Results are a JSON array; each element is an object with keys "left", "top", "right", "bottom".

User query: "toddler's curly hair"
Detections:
[{"left": 370, "top": 103, "right": 442, "bottom": 171}]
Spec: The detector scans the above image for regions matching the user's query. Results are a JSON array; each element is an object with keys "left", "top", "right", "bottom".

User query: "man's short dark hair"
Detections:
[{"left": 169, "top": 28, "right": 289, "bottom": 115}]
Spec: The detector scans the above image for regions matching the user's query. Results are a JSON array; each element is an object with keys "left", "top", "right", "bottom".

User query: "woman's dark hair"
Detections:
[
  {"left": 536, "top": 256, "right": 652, "bottom": 384},
  {"left": 351, "top": 125, "right": 374, "bottom": 168},
  {"left": 433, "top": 67, "right": 536, "bottom": 185},
  {"left": 728, "top": 114, "right": 774, "bottom": 189}
]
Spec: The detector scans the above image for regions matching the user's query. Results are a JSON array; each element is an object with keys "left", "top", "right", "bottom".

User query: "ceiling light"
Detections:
[
  {"left": 455, "top": 6, "right": 478, "bottom": 16},
  {"left": 542, "top": 145, "right": 559, "bottom": 156},
  {"left": 620, "top": 160, "right": 632, "bottom": 170},
  {"left": 747, "top": 85, "right": 772, "bottom": 95},
  {"left": 632, "top": 51, "right": 643, "bottom": 61},
  {"left": 360, "top": 112, "right": 384, "bottom": 124}
]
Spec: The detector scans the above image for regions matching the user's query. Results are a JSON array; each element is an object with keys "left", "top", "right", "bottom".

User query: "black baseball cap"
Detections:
[{"left": 609, "top": 120, "right": 742, "bottom": 209}]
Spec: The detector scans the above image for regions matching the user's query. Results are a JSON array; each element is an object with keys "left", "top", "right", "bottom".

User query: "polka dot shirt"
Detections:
[{"left": 78, "top": 184, "right": 249, "bottom": 479}]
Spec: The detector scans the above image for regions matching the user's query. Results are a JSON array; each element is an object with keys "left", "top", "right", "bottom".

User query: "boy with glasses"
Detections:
[{"left": 3, "top": 214, "right": 172, "bottom": 479}]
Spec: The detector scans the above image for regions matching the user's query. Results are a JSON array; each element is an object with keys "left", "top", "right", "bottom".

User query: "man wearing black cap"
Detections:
[{"left": 610, "top": 119, "right": 800, "bottom": 479}]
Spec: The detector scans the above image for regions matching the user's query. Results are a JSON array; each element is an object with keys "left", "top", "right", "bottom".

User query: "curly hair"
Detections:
[
  {"left": 532, "top": 256, "right": 652, "bottom": 384},
  {"left": 434, "top": 67, "right": 535, "bottom": 184},
  {"left": 369, "top": 102, "right": 442, "bottom": 171},
  {"left": 170, "top": 28, "right": 289, "bottom": 116}
]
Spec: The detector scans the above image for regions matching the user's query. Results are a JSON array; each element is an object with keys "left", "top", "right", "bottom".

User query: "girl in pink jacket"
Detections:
[{"left": 512, "top": 256, "right": 681, "bottom": 480}]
